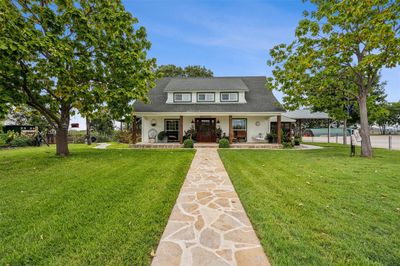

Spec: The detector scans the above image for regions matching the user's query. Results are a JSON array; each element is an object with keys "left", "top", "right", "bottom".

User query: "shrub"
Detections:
[
  {"left": 113, "top": 130, "right": 131, "bottom": 143},
  {"left": 282, "top": 141, "right": 294, "bottom": 149},
  {"left": 183, "top": 139, "right": 193, "bottom": 148},
  {"left": 219, "top": 138, "right": 230, "bottom": 148},
  {"left": 9, "top": 135, "right": 34, "bottom": 147},
  {"left": 294, "top": 137, "right": 301, "bottom": 146},
  {"left": 157, "top": 131, "right": 167, "bottom": 141},
  {"left": 95, "top": 135, "right": 112, "bottom": 142},
  {"left": 0, "top": 134, "right": 7, "bottom": 147},
  {"left": 6, "top": 130, "right": 18, "bottom": 142},
  {"left": 266, "top": 133, "right": 276, "bottom": 143}
]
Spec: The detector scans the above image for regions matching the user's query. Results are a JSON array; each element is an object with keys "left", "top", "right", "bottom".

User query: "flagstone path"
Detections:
[
  {"left": 94, "top": 143, "right": 110, "bottom": 149},
  {"left": 152, "top": 148, "right": 270, "bottom": 266}
]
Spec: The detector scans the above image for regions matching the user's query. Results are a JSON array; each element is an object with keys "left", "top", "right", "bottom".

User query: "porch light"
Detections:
[
  {"left": 191, "top": 119, "right": 194, "bottom": 124},
  {"left": 217, "top": 119, "right": 220, "bottom": 124}
]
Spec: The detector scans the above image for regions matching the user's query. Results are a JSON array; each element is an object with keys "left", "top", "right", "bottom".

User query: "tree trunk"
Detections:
[
  {"left": 358, "top": 94, "right": 373, "bottom": 157},
  {"left": 343, "top": 119, "right": 347, "bottom": 145},
  {"left": 56, "top": 107, "right": 70, "bottom": 156},
  {"left": 86, "top": 117, "right": 92, "bottom": 145}
]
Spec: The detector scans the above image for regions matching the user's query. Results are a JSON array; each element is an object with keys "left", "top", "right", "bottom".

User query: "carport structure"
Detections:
[{"left": 284, "top": 109, "right": 332, "bottom": 139}]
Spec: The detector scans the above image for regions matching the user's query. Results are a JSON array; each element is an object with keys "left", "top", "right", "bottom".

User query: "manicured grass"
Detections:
[
  {"left": 219, "top": 144, "right": 400, "bottom": 265},
  {"left": 0, "top": 145, "right": 195, "bottom": 265}
]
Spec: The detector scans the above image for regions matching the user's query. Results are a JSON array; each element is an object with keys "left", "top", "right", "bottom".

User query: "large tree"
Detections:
[
  {"left": 267, "top": 0, "right": 400, "bottom": 157},
  {"left": 0, "top": 0, "right": 156, "bottom": 155},
  {"left": 156, "top": 64, "right": 213, "bottom": 77}
]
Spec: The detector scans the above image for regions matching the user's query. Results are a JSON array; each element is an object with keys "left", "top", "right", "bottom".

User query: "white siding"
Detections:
[{"left": 140, "top": 115, "right": 278, "bottom": 143}]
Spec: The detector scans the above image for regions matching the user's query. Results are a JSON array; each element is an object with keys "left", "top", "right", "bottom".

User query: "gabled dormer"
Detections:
[{"left": 164, "top": 77, "right": 248, "bottom": 104}]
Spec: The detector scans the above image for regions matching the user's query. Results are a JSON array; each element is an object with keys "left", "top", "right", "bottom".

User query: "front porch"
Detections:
[
  {"left": 135, "top": 113, "right": 286, "bottom": 145},
  {"left": 130, "top": 142, "right": 283, "bottom": 149}
]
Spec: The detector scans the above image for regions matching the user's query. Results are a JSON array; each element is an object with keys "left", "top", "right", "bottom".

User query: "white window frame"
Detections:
[
  {"left": 220, "top": 92, "right": 239, "bottom": 102},
  {"left": 173, "top": 93, "right": 192, "bottom": 102},
  {"left": 197, "top": 92, "right": 215, "bottom": 102}
]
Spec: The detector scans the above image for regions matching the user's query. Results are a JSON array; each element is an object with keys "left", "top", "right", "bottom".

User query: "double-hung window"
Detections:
[
  {"left": 197, "top": 92, "right": 215, "bottom": 102},
  {"left": 220, "top": 92, "right": 239, "bottom": 102},
  {"left": 164, "top": 119, "right": 179, "bottom": 142},
  {"left": 174, "top": 93, "right": 192, "bottom": 102}
]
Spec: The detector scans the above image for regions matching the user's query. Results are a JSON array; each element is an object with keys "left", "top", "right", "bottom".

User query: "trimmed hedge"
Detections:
[
  {"left": 219, "top": 138, "right": 230, "bottom": 148},
  {"left": 183, "top": 139, "right": 194, "bottom": 148}
]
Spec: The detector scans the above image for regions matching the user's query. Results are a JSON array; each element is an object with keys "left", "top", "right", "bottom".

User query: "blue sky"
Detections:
[
  {"left": 124, "top": 0, "right": 399, "bottom": 102},
  {"left": 71, "top": 0, "right": 399, "bottom": 128}
]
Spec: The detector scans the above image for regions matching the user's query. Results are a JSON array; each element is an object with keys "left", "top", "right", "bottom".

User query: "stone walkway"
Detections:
[
  {"left": 94, "top": 143, "right": 110, "bottom": 149},
  {"left": 152, "top": 148, "right": 270, "bottom": 266}
]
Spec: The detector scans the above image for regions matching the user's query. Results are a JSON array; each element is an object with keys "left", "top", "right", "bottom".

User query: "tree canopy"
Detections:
[
  {"left": 0, "top": 0, "right": 156, "bottom": 155},
  {"left": 267, "top": 0, "right": 400, "bottom": 157},
  {"left": 156, "top": 64, "right": 213, "bottom": 78}
]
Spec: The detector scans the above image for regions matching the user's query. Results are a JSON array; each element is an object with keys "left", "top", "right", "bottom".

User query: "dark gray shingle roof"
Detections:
[
  {"left": 164, "top": 77, "right": 249, "bottom": 92},
  {"left": 285, "top": 109, "right": 330, "bottom": 119},
  {"left": 134, "top": 76, "right": 285, "bottom": 113}
]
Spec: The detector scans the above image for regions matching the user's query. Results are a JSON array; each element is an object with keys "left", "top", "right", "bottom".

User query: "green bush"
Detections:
[
  {"left": 95, "top": 135, "right": 112, "bottom": 142},
  {"left": 113, "top": 130, "right": 131, "bottom": 143},
  {"left": 183, "top": 139, "right": 193, "bottom": 148},
  {"left": 282, "top": 141, "right": 294, "bottom": 149},
  {"left": 294, "top": 137, "right": 301, "bottom": 146},
  {"left": 0, "top": 133, "right": 7, "bottom": 146},
  {"left": 219, "top": 138, "right": 230, "bottom": 148},
  {"left": 157, "top": 131, "right": 167, "bottom": 141},
  {"left": 266, "top": 133, "right": 276, "bottom": 143},
  {"left": 9, "top": 135, "right": 34, "bottom": 147}
]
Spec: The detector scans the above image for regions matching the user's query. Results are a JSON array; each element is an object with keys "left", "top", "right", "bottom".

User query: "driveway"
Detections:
[{"left": 303, "top": 135, "right": 400, "bottom": 150}]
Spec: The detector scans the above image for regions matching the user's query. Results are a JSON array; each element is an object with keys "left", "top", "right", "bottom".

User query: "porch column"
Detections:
[
  {"left": 229, "top": 115, "right": 233, "bottom": 144},
  {"left": 132, "top": 116, "right": 137, "bottom": 144},
  {"left": 277, "top": 115, "right": 282, "bottom": 144},
  {"left": 179, "top": 115, "right": 183, "bottom": 144}
]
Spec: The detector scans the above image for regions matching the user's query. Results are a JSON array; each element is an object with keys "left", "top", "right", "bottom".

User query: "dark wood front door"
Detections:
[{"left": 195, "top": 118, "right": 216, "bottom": 142}]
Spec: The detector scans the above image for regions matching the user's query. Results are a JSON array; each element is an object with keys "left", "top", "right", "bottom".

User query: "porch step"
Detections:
[
  {"left": 230, "top": 143, "right": 282, "bottom": 149},
  {"left": 194, "top": 143, "right": 219, "bottom": 148},
  {"left": 130, "top": 143, "right": 182, "bottom": 149}
]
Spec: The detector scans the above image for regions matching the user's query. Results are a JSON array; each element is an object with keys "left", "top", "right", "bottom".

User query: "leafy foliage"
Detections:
[
  {"left": 183, "top": 139, "right": 194, "bottom": 148},
  {"left": 375, "top": 101, "right": 400, "bottom": 133},
  {"left": 156, "top": 64, "right": 213, "bottom": 77},
  {"left": 218, "top": 138, "right": 230, "bottom": 148},
  {"left": 0, "top": 0, "right": 156, "bottom": 155},
  {"left": 267, "top": 0, "right": 400, "bottom": 157},
  {"left": 157, "top": 131, "right": 166, "bottom": 141},
  {"left": 90, "top": 112, "right": 115, "bottom": 137}
]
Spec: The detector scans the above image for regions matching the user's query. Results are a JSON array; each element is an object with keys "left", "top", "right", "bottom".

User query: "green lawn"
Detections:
[
  {"left": 0, "top": 145, "right": 195, "bottom": 265},
  {"left": 219, "top": 144, "right": 400, "bottom": 266}
]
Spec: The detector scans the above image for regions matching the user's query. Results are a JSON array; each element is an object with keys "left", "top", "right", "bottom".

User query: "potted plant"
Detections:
[
  {"left": 266, "top": 133, "right": 276, "bottom": 143},
  {"left": 157, "top": 131, "right": 167, "bottom": 143}
]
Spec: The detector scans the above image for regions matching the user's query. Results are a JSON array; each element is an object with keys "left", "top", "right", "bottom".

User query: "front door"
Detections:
[{"left": 195, "top": 118, "right": 216, "bottom": 142}]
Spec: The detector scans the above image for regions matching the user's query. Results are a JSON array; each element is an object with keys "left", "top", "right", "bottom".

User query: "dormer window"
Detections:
[
  {"left": 197, "top": 92, "right": 215, "bottom": 102},
  {"left": 174, "top": 92, "right": 192, "bottom": 102},
  {"left": 220, "top": 92, "right": 239, "bottom": 102}
]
